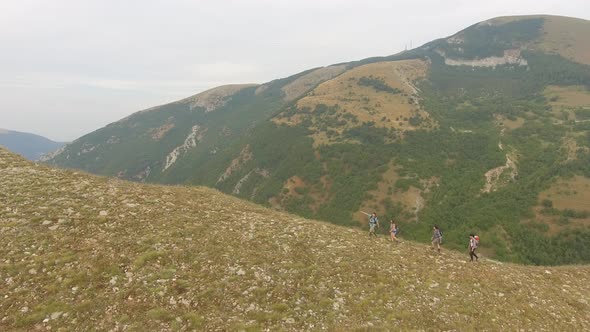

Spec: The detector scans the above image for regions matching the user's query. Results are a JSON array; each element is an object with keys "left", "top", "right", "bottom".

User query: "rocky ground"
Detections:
[{"left": 1, "top": 147, "right": 589, "bottom": 331}]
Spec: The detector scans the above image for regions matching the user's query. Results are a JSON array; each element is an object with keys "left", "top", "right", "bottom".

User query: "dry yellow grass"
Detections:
[
  {"left": 270, "top": 175, "right": 331, "bottom": 214},
  {"left": 544, "top": 85, "right": 590, "bottom": 122},
  {"left": 281, "top": 65, "right": 347, "bottom": 101},
  {"left": 539, "top": 16, "right": 590, "bottom": 65},
  {"left": 495, "top": 114, "right": 526, "bottom": 130},
  {"left": 545, "top": 85, "right": 590, "bottom": 109},
  {"left": 274, "top": 60, "right": 433, "bottom": 145},
  {"left": 534, "top": 175, "right": 590, "bottom": 234},
  {"left": 540, "top": 175, "right": 590, "bottom": 212}
]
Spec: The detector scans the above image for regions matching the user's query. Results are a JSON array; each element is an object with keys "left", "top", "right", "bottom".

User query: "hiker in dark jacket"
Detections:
[
  {"left": 468, "top": 234, "right": 479, "bottom": 262},
  {"left": 431, "top": 225, "right": 442, "bottom": 253}
]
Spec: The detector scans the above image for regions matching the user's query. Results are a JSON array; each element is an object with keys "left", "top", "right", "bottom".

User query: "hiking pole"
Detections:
[{"left": 360, "top": 211, "right": 371, "bottom": 216}]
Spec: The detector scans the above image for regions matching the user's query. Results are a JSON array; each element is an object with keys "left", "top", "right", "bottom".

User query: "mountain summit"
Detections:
[
  {"left": 1, "top": 147, "right": 589, "bottom": 330},
  {"left": 47, "top": 15, "right": 590, "bottom": 265}
]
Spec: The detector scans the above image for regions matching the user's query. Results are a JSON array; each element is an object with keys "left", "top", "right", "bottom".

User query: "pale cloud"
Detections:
[
  {"left": 0, "top": 0, "right": 588, "bottom": 141},
  {"left": 186, "top": 62, "right": 262, "bottom": 81}
]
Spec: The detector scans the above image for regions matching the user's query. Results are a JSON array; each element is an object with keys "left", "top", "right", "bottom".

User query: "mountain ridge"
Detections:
[{"left": 0, "top": 128, "right": 65, "bottom": 161}]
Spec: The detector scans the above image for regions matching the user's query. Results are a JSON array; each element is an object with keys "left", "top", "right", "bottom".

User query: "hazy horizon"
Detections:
[{"left": 1, "top": 0, "right": 589, "bottom": 141}]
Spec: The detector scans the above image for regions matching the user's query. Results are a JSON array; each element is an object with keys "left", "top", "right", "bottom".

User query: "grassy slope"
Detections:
[{"left": 1, "top": 147, "right": 589, "bottom": 331}]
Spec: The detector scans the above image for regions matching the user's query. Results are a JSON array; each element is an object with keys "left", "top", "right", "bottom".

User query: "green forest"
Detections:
[{"left": 213, "top": 44, "right": 590, "bottom": 265}]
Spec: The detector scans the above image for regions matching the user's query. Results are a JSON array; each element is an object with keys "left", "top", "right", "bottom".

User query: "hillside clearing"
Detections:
[{"left": 274, "top": 59, "right": 434, "bottom": 146}]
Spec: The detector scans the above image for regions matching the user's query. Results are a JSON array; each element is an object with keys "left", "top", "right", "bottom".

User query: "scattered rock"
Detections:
[
  {"left": 99, "top": 210, "right": 108, "bottom": 217},
  {"left": 50, "top": 312, "right": 62, "bottom": 320}
]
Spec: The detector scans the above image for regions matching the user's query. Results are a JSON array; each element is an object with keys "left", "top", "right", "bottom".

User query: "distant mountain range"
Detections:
[
  {"left": 46, "top": 15, "right": 590, "bottom": 265},
  {"left": 0, "top": 129, "right": 65, "bottom": 160}
]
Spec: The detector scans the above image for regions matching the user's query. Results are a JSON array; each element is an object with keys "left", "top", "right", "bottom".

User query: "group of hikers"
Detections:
[{"left": 365, "top": 212, "right": 480, "bottom": 262}]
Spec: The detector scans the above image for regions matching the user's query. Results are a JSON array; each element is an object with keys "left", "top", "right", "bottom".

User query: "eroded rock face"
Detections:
[
  {"left": 150, "top": 123, "right": 175, "bottom": 141},
  {"left": 439, "top": 49, "right": 528, "bottom": 67},
  {"left": 482, "top": 154, "right": 518, "bottom": 193},
  {"left": 163, "top": 125, "right": 207, "bottom": 172},
  {"left": 39, "top": 145, "right": 67, "bottom": 162},
  {"left": 217, "top": 145, "right": 253, "bottom": 184},
  {"left": 231, "top": 168, "right": 269, "bottom": 195}
]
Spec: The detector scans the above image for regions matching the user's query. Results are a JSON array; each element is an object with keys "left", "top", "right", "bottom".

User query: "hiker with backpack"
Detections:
[
  {"left": 431, "top": 225, "right": 442, "bottom": 253},
  {"left": 469, "top": 234, "right": 479, "bottom": 262},
  {"left": 389, "top": 219, "right": 400, "bottom": 242},
  {"left": 368, "top": 212, "right": 380, "bottom": 237}
]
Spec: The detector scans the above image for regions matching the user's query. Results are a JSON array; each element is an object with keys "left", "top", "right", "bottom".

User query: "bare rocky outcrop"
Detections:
[
  {"left": 39, "top": 145, "right": 67, "bottom": 162},
  {"left": 482, "top": 153, "right": 518, "bottom": 193},
  {"left": 232, "top": 168, "right": 269, "bottom": 195},
  {"left": 132, "top": 166, "right": 151, "bottom": 182},
  {"left": 149, "top": 122, "right": 175, "bottom": 141},
  {"left": 439, "top": 49, "right": 528, "bottom": 67},
  {"left": 163, "top": 125, "right": 207, "bottom": 172},
  {"left": 78, "top": 143, "right": 96, "bottom": 155},
  {"left": 217, "top": 145, "right": 253, "bottom": 184}
]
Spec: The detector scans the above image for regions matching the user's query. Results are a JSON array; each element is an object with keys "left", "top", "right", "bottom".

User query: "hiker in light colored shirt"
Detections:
[
  {"left": 431, "top": 225, "right": 442, "bottom": 253},
  {"left": 368, "top": 212, "right": 379, "bottom": 237},
  {"left": 389, "top": 219, "right": 400, "bottom": 242}
]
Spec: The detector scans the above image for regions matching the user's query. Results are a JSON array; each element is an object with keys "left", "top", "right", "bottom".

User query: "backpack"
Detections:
[
  {"left": 474, "top": 235, "right": 480, "bottom": 248},
  {"left": 370, "top": 216, "right": 379, "bottom": 225}
]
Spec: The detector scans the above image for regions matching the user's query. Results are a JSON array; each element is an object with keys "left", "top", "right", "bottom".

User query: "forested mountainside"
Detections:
[{"left": 48, "top": 15, "right": 590, "bottom": 265}]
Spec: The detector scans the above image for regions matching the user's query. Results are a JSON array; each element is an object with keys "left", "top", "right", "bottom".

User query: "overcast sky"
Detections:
[{"left": 1, "top": 0, "right": 588, "bottom": 141}]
